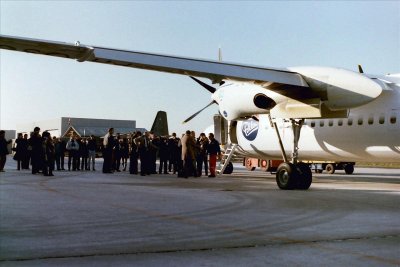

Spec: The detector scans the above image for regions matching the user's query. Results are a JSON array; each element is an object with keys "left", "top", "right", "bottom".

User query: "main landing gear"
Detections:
[{"left": 272, "top": 118, "right": 312, "bottom": 190}]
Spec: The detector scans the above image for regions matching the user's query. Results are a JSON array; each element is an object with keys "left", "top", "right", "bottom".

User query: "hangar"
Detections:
[{"left": 16, "top": 117, "right": 146, "bottom": 138}]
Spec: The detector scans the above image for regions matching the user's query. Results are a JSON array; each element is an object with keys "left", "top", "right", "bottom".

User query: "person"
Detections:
[
  {"left": 42, "top": 131, "right": 55, "bottom": 176},
  {"left": 66, "top": 134, "right": 79, "bottom": 171},
  {"left": 54, "top": 137, "right": 66, "bottom": 171},
  {"left": 80, "top": 138, "right": 89, "bottom": 170},
  {"left": 0, "top": 130, "right": 12, "bottom": 172},
  {"left": 207, "top": 133, "right": 221, "bottom": 178},
  {"left": 129, "top": 132, "right": 140, "bottom": 174},
  {"left": 168, "top": 133, "right": 180, "bottom": 174},
  {"left": 121, "top": 137, "right": 129, "bottom": 171},
  {"left": 196, "top": 133, "right": 209, "bottom": 177},
  {"left": 114, "top": 138, "right": 123, "bottom": 172},
  {"left": 180, "top": 130, "right": 196, "bottom": 178},
  {"left": 149, "top": 132, "right": 158, "bottom": 174},
  {"left": 53, "top": 136, "right": 61, "bottom": 171},
  {"left": 14, "top": 133, "right": 28, "bottom": 171},
  {"left": 158, "top": 136, "right": 169, "bottom": 174},
  {"left": 87, "top": 135, "right": 96, "bottom": 171},
  {"left": 21, "top": 133, "right": 30, "bottom": 169},
  {"left": 30, "top": 127, "right": 44, "bottom": 174},
  {"left": 102, "top": 128, "right": 115, "bottom": 173},
  {"left": 135, "top": 131, "right": 152, "bottom": 176}
]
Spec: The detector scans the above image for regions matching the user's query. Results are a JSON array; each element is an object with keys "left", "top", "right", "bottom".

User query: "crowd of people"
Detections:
[
  {"left": 102, "top": 128, "right": 221, "bottom": 178},
  {"left": 0, "top": 127, "right": 222, "bottom": 178}
]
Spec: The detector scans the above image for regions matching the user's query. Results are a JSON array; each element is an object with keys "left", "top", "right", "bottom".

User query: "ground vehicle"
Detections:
[{"left": 244, "top": 158, "right": 355, "bottom": 174}]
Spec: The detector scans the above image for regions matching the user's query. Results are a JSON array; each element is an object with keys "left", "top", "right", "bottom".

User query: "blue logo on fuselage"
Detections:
[{"left": 241, "top": 119, "right": 259, "bottom": 141}]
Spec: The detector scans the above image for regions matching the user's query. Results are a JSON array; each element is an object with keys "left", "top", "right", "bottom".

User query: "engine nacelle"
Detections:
[
  {"left": 212, "top": 83, "right": 276, "bottom": 121},
  {"left": 288, "top": 66, "right": 382, "bottom": 110}
]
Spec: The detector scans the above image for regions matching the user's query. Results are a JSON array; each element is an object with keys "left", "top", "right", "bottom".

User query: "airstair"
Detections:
[{"left": 217, "top": 143, "right": 238, "bottom": 175}]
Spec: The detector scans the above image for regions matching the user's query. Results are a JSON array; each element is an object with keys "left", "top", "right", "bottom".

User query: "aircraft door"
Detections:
[{"left": 213, "top": 114, "right": 228, "bottom": 145}]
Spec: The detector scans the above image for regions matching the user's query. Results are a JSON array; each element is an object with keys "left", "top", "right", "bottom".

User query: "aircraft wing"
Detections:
[{"left": 0, "top": 35, "right": 309, "bottom": 89}]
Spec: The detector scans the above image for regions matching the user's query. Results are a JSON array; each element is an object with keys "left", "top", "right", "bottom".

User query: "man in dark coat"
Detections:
[
  {"left": 0, "top": 130, "right": 12, "bottom": 172},
  {"left": 30, "top": 127, "right": 44, "bottom": 174}
]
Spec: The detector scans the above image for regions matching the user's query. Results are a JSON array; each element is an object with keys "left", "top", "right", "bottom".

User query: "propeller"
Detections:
[
  {"left": 189, "top": 76, "right": 217, "bottom": 93},
  {"left": 182, "top": 100, "right": 216, "bottom": 124},
  {"left": 182, "top": 76, "right": 219, "bottom": 124}
]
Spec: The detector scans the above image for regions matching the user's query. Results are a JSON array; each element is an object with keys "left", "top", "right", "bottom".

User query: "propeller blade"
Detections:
[
  {"left": 190, "top": 76, "right": 217, "bottom": 93},
  {"left": 182, "top": 101, "right": 216, "bottom": 124}
]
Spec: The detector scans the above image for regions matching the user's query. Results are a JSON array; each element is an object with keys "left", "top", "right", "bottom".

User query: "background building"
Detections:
[{"left": 16, "top": 117, "right": 146, "bottom": 138}]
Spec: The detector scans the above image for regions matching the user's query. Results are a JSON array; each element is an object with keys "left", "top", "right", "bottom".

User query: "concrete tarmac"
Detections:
[{"left": 1, "top": 157, "right": 399, "bottom": 266}]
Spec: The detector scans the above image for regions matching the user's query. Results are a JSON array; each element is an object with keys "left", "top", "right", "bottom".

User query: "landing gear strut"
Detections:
[{"left": 272, "top": 118, "right": 312, "bottom": 190}]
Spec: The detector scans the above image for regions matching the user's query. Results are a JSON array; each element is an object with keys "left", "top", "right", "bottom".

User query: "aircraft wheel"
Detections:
[
  {"left": 344, "top": 164, "right": 354, "bottom": 175},
  {"left": 325, "top": 163, "right": 336, "bottom": 174},
  {"left": 276, "top": 163, "right": 297, "bottom": 190},
  {"left": 296, "top": 163, "right": 312, "bottom": 190},
  {"left": 223, "top": 162, "right": 233, "bottom": 174}
]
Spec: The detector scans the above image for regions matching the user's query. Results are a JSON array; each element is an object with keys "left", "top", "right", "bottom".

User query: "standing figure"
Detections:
[
  {"left": 121, "top": 137, "right": 129, "bottom": 171},
  {"left": 181, "top": 130, "right": 196, "bottom": 178},
  {"left": 149, "top": 133, "right": 159, "bottom": 174},
  {"left": 42, "top": 131, "right": 55, "bottom": 176},
  {"left": 66, "top": 135, "right": 79, "bottom": 171},
  {"left": 114, "top": 139, "right": 122, "bottom": 172},
  {"left": 196, "top": 133, "right": 209, "bottom": 177},
  {"left": 102, "top": 128, "right": 115, "bottom": 173},
  {"left": 129, "top": 132, "right": 140, "bottom": 174},
  {"left": 136, "top": 131, "right": 151, "bottom": 176},
  {"left": 30, "top": 127, "right": 44, "bottom": 174},
  {"left": 207, "top": 133, "right": 221, "bottom": 178},
  {"left": 80, "top": 138, "right": 89, "bottom": 170},
  {"left": 22, "top": 134, "right": 30, "bottom": 169},
  {"left": 54, "top": 138, "right": 65, "bottom": 171},
  {"left": 0, "top": 130, "right": 12, "bottom": 172},
  {"left": 158, "top": 136, "right": 169, "bottom": 174},
  {"left": 87, "top": 135, "right": 97, "bottom": 171},
  {"left": 14, "top": 133, "right": 28, "bottom": 171},
  {"left": 168, "top": 133, "right": 180, "bottom": 174}
]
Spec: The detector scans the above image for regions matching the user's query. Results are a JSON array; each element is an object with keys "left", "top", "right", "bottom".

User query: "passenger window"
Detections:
[
  {"left": 368, "top": 117, "right": 374, "bottom": 125},
  {"left": 319, "top": 120, "right": 324, "bottom": 127},
  {"left": 310, "top": 121, "right": 315, "bottom": 128},
  {"left": 390, "top": 115, "right": 397, "bottom": 124},
  {"left": 338, "top": 120, "right": 343, "bottom": 126},
  {"left": 358, "top": 117, "right": 363, "bottom": 125},
  {"left": 379, "top": 115, "right": 385, "bottom": 124},
  {"left": 347, "top": 118, "right": 353, "bottom": 126},
  {"left": 328, "top": 120, "right": 333, "bottom": 127}
]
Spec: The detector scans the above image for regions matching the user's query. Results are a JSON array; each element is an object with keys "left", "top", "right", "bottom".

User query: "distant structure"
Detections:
[
  {"left": 3, "top": 130, "right": 16, "bottom": 140},
  {"left": 16, "top": 117, "right": 146, "bottom": 138}
]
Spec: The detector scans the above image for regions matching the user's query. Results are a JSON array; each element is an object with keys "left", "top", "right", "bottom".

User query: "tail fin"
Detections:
[{"left": 150, "top": 111, "right": 169, "bottom": 136}]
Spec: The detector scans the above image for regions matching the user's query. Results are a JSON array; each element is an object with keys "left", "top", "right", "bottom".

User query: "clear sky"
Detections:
[{"left": 1, "top": 1, "right": 399, "bottom": 135}]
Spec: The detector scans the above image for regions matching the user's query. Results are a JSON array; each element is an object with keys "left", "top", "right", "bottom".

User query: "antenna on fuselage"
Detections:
[{"left": 358, "top": 64, "right": 364, "bottom": 74}]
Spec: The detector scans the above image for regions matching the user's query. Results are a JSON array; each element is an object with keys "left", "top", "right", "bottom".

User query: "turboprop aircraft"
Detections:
[{"left": 1, "top": 35, "right": 399, "bottom": 190}]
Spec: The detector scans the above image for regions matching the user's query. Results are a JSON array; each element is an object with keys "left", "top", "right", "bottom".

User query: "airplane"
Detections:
[{"left": 0, "top": 35, "right": 399, "bottom": 190}]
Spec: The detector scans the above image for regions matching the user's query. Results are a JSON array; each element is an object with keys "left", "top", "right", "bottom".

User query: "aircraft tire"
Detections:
[
  {"left": 325, "top": 163, "right": 336, "bottom": 174},
  {"left": 344, "top": 164, "right": 354, "bottom": 175},
  {"left": 223, "top": 162, "right": 234, "bottom": 174},
  {"left": 276, "top": 163, "right": 297, "bottom": 190},
  {"left": 296, "top": 163, "right": 312, "bottom": 190}
]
